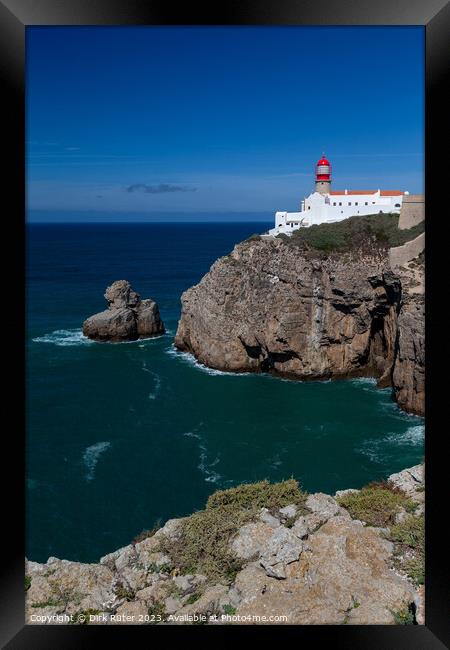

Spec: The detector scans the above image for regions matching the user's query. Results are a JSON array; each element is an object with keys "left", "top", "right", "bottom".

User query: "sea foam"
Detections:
[
  {"left": 32, "top": 329, "right": 93, "bottom": 347},
  {"left": 357, "top": 424, "right": 424, "bottom": 463},
  {"left": 83, "top": 441, "right": 111, "bottom": 482},
  {"left": 165, "top": 346, "right": 253, "bottom": 377},
  {"left": 32, "top": 329, "right": 168, "bottom": 347}
]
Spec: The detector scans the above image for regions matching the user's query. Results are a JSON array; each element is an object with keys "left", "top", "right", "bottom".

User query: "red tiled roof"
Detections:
[
  {"left": 329, "top": 190, "right": 403, "bottom": 196},
  {"left": 329, "top": 190, "right": 376, "bottom": 195}
]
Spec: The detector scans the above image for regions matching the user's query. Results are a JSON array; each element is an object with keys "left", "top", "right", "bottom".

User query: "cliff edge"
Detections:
[
  {"left": 25, "top": 465, "right": 424, "bottom": 625},
  {"left": 175, "top": 232, "right": 424, "bottom": 416}
]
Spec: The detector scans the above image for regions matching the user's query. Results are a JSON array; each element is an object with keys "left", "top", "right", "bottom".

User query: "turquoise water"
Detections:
[{"left": 26, "top": 223, "right": 424, "bottom": 563}]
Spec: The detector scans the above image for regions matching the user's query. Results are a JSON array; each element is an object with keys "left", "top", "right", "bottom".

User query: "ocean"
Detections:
[{"left": 26, "top": 222, "right": 424, "bottom": 563}]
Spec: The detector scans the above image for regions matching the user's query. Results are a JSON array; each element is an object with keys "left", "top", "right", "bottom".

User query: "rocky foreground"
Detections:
[
  {"left": 26, "top": 465, "right": 424, "bottom": 625},
  {"left": 83, "top": 280, "right": 164, "bottom": 342},
  {"left": 174, "top": 238, "right": 424, "bottom": 416}
]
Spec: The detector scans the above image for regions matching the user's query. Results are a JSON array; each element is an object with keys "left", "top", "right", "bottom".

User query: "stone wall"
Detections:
[
  {"left": 389, "top": 232, "right": 425, "bottom": 269},
  {"left": 398, "top": 194, "right": 425, "bottom": 230}
]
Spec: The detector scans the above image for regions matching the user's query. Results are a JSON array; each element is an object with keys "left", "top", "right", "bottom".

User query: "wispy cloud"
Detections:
[{"left": 126, "top": 183, "right": 197, "bottom": 194}]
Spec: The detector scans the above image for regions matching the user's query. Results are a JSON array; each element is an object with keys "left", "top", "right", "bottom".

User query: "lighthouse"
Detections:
[
  {"left": 269, "top": 153, "right": 407, "bottom": 236},
  {"left": 315, "top": 154, "right": 332, "bottom": 195}
]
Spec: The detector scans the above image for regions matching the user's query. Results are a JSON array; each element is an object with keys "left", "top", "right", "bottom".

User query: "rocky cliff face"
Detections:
[
  {"left": 83, "top": 280, "right": 165, "bottom": 342},
  {"left": 175, "top": 238, "right": 424, "bottom": 415},
  {"left": 25, "top": 465, "right": 424, "bottom": 626}
]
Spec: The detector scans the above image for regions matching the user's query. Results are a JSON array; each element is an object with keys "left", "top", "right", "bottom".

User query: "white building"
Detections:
[{"left": 269, "top": 155, "right": 407, "bottom": 236}]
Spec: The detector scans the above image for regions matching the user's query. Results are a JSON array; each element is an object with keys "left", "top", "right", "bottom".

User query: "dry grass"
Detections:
[{"left": 159, "top": 479, "right": 307, "bottom": 582}]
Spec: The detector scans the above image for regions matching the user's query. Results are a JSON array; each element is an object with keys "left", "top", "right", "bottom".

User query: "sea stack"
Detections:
[{"left": 83, "top": 280, "right": 165, "bottom": 342}]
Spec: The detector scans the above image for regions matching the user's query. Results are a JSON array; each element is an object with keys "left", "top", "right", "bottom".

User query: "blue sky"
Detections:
[{"left": 27, "top": 26, "right": 424, "bottom": 221}]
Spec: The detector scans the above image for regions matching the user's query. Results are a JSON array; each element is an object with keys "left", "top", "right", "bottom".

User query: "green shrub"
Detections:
[
  {"left": 337, "top": 485, "right": 415, "bottom": 527},
  {"left": 390, "top": 514, "right": 424, "bottom": 585},
  {"left": 280, "top": 213, "right": 424, "bottom": 255},
  {"left": 223, "top": 604, "right": 237, "bottom": 615},
  {"left": 148, "top": 601, "right": 167, "bottom": 624},
  {"left": 392, "top": 606, "right": 415, "bottom": 625},
  {"left": 160, "top": 479, "right": 307, "bottom": 582},
  {"left": 207, "top": 478, "right": 307, "bottom": 511},
  {"left": 113, "top": 583, "right": 135, "bottom": 601},
  {"left": 185, "top": 591, "right": 202, "bottom": 605},
  {"left": 24, "top": 576, "right": 31, "bottom": 591},
  {"left": 31, "top": 598, "right": 62, "bottom": 608}
]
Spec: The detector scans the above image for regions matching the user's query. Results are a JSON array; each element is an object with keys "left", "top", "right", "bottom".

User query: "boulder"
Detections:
[
  {"left": 83, "top": 280, "right": 164, "bottom": 342},
  {"left": 388, "top": 464, "right": 424, "bottom": 503}
]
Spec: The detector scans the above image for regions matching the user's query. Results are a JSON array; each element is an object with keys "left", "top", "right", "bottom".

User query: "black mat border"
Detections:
[{"left": 1, "top": 0, "right": 449, "bottom": 647}]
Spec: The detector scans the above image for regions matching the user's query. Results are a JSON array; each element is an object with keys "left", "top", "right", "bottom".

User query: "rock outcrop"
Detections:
[
  {"left": 25, "top": 465, "right": 424, "bottom": 626},
  {"left": 174, "top": 238, "right": 424, "bottom": 415},
  {"left": 83, "top": 281, "right": 165, "bottom": 342}
]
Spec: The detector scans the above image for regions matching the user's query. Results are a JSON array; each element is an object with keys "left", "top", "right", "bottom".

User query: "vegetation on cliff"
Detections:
[
  {"left": 390, "top": 514, "right": 425, "bottom": 585},
  {"left": 336, "top": 480, "right": 415, "bottom": 527},
  {"left": 158, "top": 479, "right": 308, "bottom": 582},
  {"left": 277, "top": 213, "right": 424, "bottom": 254},
  {"left": 26, "top": 465, "right": 424, "bottom": 625}
]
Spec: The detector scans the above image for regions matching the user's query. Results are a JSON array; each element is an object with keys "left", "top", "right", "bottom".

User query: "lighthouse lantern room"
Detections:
[{"left": 315, "top": 154, "right": 332, "bottom": 195}]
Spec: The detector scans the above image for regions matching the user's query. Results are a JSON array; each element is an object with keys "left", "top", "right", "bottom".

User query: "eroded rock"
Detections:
[
  {"left": 83, "top": 280, "right": 164, "bottom": 342},
  {"left": 174, "top": 238, "right": 424, "bottom": 415}
]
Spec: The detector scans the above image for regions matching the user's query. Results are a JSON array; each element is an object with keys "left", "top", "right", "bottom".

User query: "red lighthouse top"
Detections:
[{"left": 316, "top": 154, "right": 332, "bottom": 181}]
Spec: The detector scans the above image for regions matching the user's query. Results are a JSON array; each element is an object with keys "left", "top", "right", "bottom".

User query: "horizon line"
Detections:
[{"left": 27, "top": 220, "right": 274, "bottom": 224}]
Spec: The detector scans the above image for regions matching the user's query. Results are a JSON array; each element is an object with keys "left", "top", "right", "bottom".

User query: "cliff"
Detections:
[
  {"left": 174, "top": 236, "right": 424, "bottom": 416},
  {"left": 25, "top": 465, "right": 424, "bottom": 625}
]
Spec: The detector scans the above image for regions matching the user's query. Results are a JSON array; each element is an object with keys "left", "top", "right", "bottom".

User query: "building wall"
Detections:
[
  {"left": 271, "top": 191, "right": 405, "bottom": 235},
  {"left": 398, "top": 194, "right": 425, "bottom": 230}
]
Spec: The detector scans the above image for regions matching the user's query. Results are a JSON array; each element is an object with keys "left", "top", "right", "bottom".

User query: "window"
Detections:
[
  {"left": 365, "top": 202, "right": 368, "bottom": 205},
  {"left": 333, "top": 202, "right": 336, "bottom": 206},
  {"left": 308, "top": 206, "right": 311, "bottom": 210},
  {"left": 348, "top": 202, "right": 351, "bottom": 206},
  {"left": 338, "top": 202, "right": 342, "bottom": 206},
  {"left": 395, "top": 203, "right": 401, "bottom": 207},
  {"left": 372, "top": 202, "right": 375, "bottom": 204},
  {"left": 355, "top": 202, "right": 358, "bottom": 205}
]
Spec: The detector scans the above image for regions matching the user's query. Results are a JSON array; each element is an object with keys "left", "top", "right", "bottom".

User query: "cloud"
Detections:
[{"left": 126, "top": 183, "right": 196, "bottom": 194}]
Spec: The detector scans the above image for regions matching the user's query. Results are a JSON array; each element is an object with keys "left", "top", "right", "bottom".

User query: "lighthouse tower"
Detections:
[{"left": 315, "top": 154, "right": 332, "bottom": 195}]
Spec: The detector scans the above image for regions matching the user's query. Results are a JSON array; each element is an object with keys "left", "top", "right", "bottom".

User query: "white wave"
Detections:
[
  {"left": 357, "top": 424, "right": 424, "bottom": 463},
  {"left": 348, "top": 377, "right": 378, "bottom": 385},
  {"left": 198, "top": 445, "right": 222, "bottom": 484},
  {"left": 33, "top": 328, "right": 170, "bottom": 348},
  {"left": 32, "top": 329, "right": 94, "bottom": 347},
  {"left": 269, "top": 455, "right": 283, "bottom": 469},
  {"left": 183, "top": 431, "right": 202, "bottom": 440},
  {"left": 182, "top": 425, "right": 222, "bottom": 483},
  {"left": 142, "top": 362, "right": 162, "bottom": 400},
  {"left": 138, "top": 334, "right": 167, "bottom": 342},
  {"left": 385, "top": 425, "right": 425, "bottom": 446},
  {"left": 83, "top": 441, "right": 111, "bottom": 482},
  {"left": 165, "top": 346, "right": 253, "bottom": 377}
]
